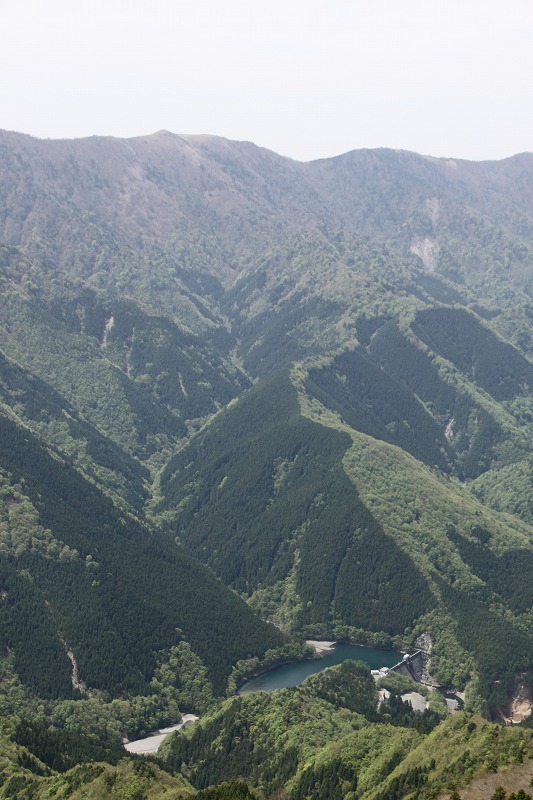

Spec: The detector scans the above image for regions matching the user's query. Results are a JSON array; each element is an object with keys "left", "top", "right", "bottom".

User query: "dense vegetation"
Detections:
[
  {"left": 368, "top": 319, "right": 505, "bottom": 478},
  {"left": 0, "top": 409, "right": 283, "bottom": 704},
  {"left": 2, "top": 131, "right": 533, "bottom": 796},
  {"left": 307, "top": 347, "right": 452, "bottom": 471},
  {"left": 412, "top": 308, "right": 533, "bottom": 403},
  {"left": 162, "top": 662, "right": 383, "bottom": 793},
  {"left": 160, "top": 372, "right": 435, "bottom": 635},
  {"left": 0, "top": 348, "right": 150, "bottom": 511},
  {"left": 158, "top": 364, "right": 533, "bottom": 714},
  {"left": 161, "top": 663, "right": 533, "bottom": 799}
]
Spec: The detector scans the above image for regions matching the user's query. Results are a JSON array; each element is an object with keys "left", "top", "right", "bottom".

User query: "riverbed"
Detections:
[
  {"left": 124, "top": 714, "right": 199, "bottom": 754},
  {"left": 239, "top": 643, "right": 403, "bottom": 695}
]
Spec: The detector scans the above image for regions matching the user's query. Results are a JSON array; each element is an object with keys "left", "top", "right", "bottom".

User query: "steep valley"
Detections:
[{"left": 1, "top": 131, "right": 533, "bottom": 798}]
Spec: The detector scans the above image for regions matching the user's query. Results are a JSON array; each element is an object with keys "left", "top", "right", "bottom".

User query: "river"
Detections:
[{"left": 239, "top": 642, "right": 403, "bottom": 695}]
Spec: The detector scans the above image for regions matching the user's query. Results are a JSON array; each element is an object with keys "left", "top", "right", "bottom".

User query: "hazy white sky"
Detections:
[{"left": 2, "top": 0, "right": 533, "bottom": 161}]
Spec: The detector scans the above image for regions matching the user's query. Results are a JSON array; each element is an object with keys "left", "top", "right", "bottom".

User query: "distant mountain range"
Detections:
[{"left": 1, "top": 130, "right": 533, "bottom": 797}]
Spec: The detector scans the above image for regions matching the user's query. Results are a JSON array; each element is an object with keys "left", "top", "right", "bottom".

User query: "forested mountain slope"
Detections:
[
  {"left": 158, "top": 368, "right": 533, "bottom": 712},
  {"left": 0, "top": 406, "right": 283, "bottom": 699},
  {"left": 0, "top": 246, "right": 248, "bottom": 477},
  {"left": 3, "top": 130, "right": 533, "bottom": 794},
  {"left": 3, "top": 131, "right": 533, "bottom": 325},
  {"left": 161, "top": 661, "right": 533, "bottom": 799}
]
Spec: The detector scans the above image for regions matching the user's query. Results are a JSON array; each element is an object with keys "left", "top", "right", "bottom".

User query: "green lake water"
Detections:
[{"left": 239, "top": 643, "right": 403, "bottom": 695}]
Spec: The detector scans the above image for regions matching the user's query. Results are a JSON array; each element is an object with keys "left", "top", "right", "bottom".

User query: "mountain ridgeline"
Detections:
[
  {"left": 2, "top": 130, "right": 533, "bottom": 796},
  {"left": 159, "top": 372, "right": 435, "bottom": 636}
]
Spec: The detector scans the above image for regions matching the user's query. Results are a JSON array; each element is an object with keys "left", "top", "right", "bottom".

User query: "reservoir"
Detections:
[{"left": 239, "top": 643, "right": 403, "bottom": 695}]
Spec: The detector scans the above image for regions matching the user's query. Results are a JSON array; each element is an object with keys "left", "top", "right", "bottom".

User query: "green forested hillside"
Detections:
[
  {"left": 0, "top": 407, "right": 283, "bottom": 711},
  {"left": 412, "top": 308, "right": 533, "bottom": 402},
  {"left": 3, "top": 131, "right": 533, "bottom": 796},
  {"left": 161, "top": 662, "right": 533, "bottom": 799},
  {"left": 162, "top": 662, "right": 399, "bottom": 794},
  {"left": 470, "top": 459, "right": 533, "bottom": 524},
  {"left": 159, "top": 372, "right": 434, "bottom": 635},
  {"left": 367, "top": 318, "right": 505, "bottom": 478},
  {"left": 306, "top": 347, "right": 452, "bottom": 471},
  {"left": 0, "top": 251, "right": 249, "bottom": 473},
  {"left": 0, "top": 348, "right": 150, "bottom": 511},
  {"left": 158, "top": 366, "right": 533, "bottom": 712},
  {"left": 0, "top": 668, "right": 532, "bottom": 800},
  {"left": 0, "top": 716, "right": 196, "bottom": 800}
]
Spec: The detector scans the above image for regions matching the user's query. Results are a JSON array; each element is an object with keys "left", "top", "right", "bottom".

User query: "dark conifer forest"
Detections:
[{"left": 2, "top": 131, "right": 533, "bottom": 798}]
